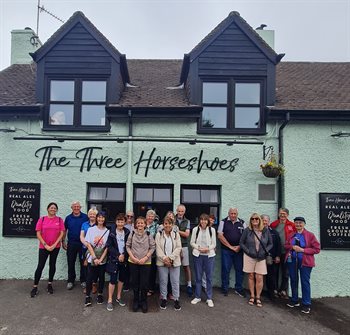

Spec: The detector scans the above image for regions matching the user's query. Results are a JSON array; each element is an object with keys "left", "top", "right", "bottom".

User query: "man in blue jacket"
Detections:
[
  {"left": 218, "top": 208, "right": 246, "bottom": 297},
  {"left": 62, "top": 201, "right": 88, "bottom": 290}
]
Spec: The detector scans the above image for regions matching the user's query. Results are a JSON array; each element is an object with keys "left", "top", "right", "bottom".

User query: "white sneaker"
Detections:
[
  {"left": 206, "top": 299, "right": 214, "bottom": 307},
  {"left": 191, "top": 298, "right": 201, "bottom": 304}
]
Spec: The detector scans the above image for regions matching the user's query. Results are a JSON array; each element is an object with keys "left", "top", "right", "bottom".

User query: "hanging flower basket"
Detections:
[
  {"left": 262, "top": 166, "right": 281, "bottom": 178},
  {"left": 260, "top": 152, "right": 285, "bottom": 178}
]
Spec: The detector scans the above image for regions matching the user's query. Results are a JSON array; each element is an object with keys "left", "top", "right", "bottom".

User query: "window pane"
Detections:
[
  {"left": 82, "top": 81, "right": 106, "bottom": 102},
  {"left": 235, "top": 83, "right": 260, "bottom": 104},
  {"left": 258, "top": 184, "right": 275, "bottom": 201},
  {"left": 201, "top": 189, "right": 218, "bottom": 203},
  {"left": 89, "top": 187, "right": 106, "bottom": 200},
  {"left": 235, "top": 107, "right": 260, "bottom": 128},
  {"left": 81, "top": 105, "right": 106, "bottom": 126},
  {"left": 154, "top": 188, "right": 171, "bottom": 202},
  {"left": 50, "top": 81, "right": 74, "bottom": 101},
  {"left": 182, "top": 189, "right": 201, "bottom": 203},
  {"left": 203, "top": 82, "right": 227, "bottom": 103},
  {"left": 202, "top": 107, "right": 227, "bottom": 128},
  {"left": 106, "top": 187, "right": 125, "bottom": 201},
  {"left": 49, "top": 105, "right": 73, "bottom": 125},
  {"left": 135, "top": 188, "right": 153, "bottom": 202}
]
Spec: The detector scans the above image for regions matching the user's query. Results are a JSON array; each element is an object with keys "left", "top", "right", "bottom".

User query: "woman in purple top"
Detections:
[{"left": 30, "top": 202, "right": 65, "bottom": 297}]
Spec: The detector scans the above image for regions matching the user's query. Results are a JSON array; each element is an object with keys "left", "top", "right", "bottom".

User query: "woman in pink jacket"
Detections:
[{"left": 285, "top": 217, "right": 320, "bottom": 314}]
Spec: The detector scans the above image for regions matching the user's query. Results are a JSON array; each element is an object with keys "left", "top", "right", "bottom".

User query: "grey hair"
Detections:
[
  {"left": 146, "top": 209, "right": 156, "bottom": 217},
  {"left": 261, "top": 214, "right": 270, "bottom": 221},
  {"left": 71, "top": 201, "right": 81, "bottom": 207}
]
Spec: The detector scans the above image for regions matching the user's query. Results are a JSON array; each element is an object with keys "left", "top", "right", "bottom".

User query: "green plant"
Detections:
[{"left": 260, "top": 153, "right": 285, "bottom": 177}]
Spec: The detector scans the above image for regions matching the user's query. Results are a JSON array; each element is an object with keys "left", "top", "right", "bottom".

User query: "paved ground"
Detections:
[{"left": 0, "top": 280, "right": 349, "bottom": 335}]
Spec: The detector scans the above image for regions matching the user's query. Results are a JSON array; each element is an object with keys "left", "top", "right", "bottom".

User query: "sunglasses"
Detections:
[
  {"left": 127, "top": 215, "right": 134, "bottom": 218},
  {"left": 251, "top": 218, "right": 260, "bottom": 221}
]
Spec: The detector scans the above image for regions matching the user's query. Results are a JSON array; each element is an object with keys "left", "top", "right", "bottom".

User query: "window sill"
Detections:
[
  {"left": 42, "top": 125, "right": 111, "bottom": 132},
  {"left": 197, "top": 128, "right": 267, "bottom": 135}
]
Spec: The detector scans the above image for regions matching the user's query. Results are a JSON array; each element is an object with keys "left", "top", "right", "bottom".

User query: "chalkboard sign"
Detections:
[
  {"left": 3, "top": 183, "right": 41, "bottom": 237},
  {"left": 319, "top": 193, "right": 350, "bottom": 250}
]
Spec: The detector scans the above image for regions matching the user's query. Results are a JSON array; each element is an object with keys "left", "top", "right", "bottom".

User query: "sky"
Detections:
[{"left": 0, "top": 0, "right": 350, "bottom": 70}]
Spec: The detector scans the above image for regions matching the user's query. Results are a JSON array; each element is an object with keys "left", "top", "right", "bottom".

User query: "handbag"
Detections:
[
  {"left": 84, "top": 228, "right": 108, "bottom": 266},
  {"left": 253, "top": 230, "right": 273, "bottom": 265}
]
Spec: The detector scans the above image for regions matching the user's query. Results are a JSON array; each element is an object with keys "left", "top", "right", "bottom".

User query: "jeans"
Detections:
[
  {"left": 221, "top": 249, "right": 243, "bottom": 292},
  {"left": 288, "top": 257, "right": 312, "bottom": 306},
  {"left": 158, "top": 266, "right": 180, "bottom": 300},
  {"left": 67, "top": 243, "right": 85, "bottom": 284},
  {"left": 34, "top": 248, "right": 60, "bottom": 285},
  {"left": 194, "top": 255, "right": 215, "bottom": 299}
]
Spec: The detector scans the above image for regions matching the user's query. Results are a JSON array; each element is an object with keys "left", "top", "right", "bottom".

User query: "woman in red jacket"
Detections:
[{"left": 285, "top": 217, "right": 320, "bottom": 314}]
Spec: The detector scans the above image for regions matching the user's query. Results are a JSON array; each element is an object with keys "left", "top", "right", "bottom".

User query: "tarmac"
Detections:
[{"left": 0, "top": 280, "right": 349, "bottom": 335}]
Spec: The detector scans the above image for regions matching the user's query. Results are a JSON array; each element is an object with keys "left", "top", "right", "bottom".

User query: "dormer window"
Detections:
[
  {"left": 199, "top": 79, "right": 265, "bottom": 134},
  {"left": 47, "top": 79, "right": 108, "bottom": 130}
]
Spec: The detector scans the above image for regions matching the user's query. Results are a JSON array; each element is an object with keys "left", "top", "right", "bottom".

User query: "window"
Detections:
[
  {"left": 87, "top": 183, "right": 126, "bottom": 226},
  {"left": 181, "top": 185, "right": 220, "bottom": 228},
  {"left": 200, "top": 79, "right": 265, "bottom": 134},
  {"left": 133, "top": 184, "right": 173, "bottom": 219},
  {"left": 257, "top": 182, "right": 277, "bottom": 203},
  {"left": 48, "top": 79, "right": 107, "bottom": 129}
]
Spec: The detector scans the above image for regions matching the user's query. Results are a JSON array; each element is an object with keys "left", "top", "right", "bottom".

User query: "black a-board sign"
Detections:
[
  {"left": 3, "top": 183, "right": 41, "bottom": 237},
  {"left": 319, "top": 193, "right": 350, "bottom": 250}
]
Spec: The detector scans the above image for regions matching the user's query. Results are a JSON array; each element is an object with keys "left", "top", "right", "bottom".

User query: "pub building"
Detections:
[{"left": 0, "top": 11, "right": 349, "bottom": 298}]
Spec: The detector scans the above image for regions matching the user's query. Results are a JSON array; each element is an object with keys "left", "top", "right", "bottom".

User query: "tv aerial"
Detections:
[{"left": 36, "top": 0, "right": 65, "bottom": 37}]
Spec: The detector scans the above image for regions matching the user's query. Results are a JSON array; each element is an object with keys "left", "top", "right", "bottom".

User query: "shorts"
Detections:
[
  {"left": 181, "top": 247, "right": 190, "bottom": 266},
  {"left": 109, "top": 263, "right": 127, "bottom": 285},
  {"left": 243, "top": 253, "right": 267, "bottom": 275}
]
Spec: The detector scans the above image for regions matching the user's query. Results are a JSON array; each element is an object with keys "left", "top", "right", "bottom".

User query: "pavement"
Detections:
[{"left": 0, "top": 280, "right": 349, "bottom": 335}]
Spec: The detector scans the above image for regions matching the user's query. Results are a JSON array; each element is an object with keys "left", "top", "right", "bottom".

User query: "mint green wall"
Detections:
[{"left": 283, "top": 121, "right": 350, "bottom": 297}]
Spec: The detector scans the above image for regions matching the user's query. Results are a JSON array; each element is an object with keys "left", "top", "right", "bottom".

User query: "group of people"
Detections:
[{"left": 30, "top": 202, "right": 320, "bottom": 314}]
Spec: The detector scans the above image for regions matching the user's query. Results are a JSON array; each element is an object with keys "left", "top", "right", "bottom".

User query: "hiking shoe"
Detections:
[
  {"left": 84, "top": 296, "right": 92, "bottom": 307},
  {"left": 191, "top": 297, "right": 201, "bottom": 304},
  {"left": 206, "top": 299, "right": 214, "bottom": 308},
  {"left": 186, "top": 285, "right": 193, "bottom": 297},
  {"left": 287, "top": 302, "right": 300, "bottom": 308},
  {"left": 106, "top": 302, "right": 114, "bottom": 311},
  {"left": 174, "top": 300, "right": 181, "bottom": 311},
  {"left": 116, "top": 298, "right": 126, "bottom": 307},
  {"left": 160, "top": 299, "right": 167, "bottom": 310},
  {"left": 97, "top": 294, "right": 104, "bottom": 304},
  {"left": 67, "top": 282, "right": 74, "bottom": 290},
  {"left": 47, "top": 284, "right": 53, "bottom": 294},
  {"left": 30, "top": 287, "right": 38, "bottom": 298},
  {"left": 301, "top": 306, "right": 311, "bottom": 314},
  {"left": 234, "top": 289, "right": 246, "bottom": 298}
]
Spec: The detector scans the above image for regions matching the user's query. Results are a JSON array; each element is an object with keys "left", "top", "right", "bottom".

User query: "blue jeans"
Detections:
[
  {"left": 193, "top": 255, "right": 215, "bottom": 299},
  {"left": 221, "top": 249, "right": 243, "bottom": 292},
  {"left": 288, "top": 258, "right": 312, "bottom": 306}
]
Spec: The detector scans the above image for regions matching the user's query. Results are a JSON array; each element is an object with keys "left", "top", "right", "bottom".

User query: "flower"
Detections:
[{"left": 260, "top": 153, "right": 285, "bottom": 177}]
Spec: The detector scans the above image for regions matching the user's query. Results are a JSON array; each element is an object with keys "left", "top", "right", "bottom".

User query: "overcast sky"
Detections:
[{"left": 0, "top": 0, "right": 350, "bottom": 70}]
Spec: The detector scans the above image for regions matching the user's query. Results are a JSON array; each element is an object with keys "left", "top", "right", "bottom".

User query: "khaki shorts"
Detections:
[
  {"left": 243, "top": 253, "right": 267, "bottom": 275},
  {"left": 181, "top": 247, "right": 190, "bottom": 266}
]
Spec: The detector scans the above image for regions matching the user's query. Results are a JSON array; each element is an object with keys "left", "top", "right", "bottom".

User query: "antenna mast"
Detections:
[{"left": 36, "top": 0, "right": 65, "bottom": 36}]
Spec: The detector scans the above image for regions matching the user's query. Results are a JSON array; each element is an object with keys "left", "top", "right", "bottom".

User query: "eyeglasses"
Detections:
[
  {"left": 127, "top": 215, "right": 134, "bottom": 218},
  {"left": 251, "top": 218, "right": 259, "bottom": 221}
]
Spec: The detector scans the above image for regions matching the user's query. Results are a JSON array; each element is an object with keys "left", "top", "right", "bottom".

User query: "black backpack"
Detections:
[{"left": 194, "top": 226, "right": 213, "bottom": 243}]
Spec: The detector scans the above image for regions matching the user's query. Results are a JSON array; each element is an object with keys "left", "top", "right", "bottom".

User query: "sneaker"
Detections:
[
  {"left": 47, "top": 284, "right": 53, "bottom": 294},
  {"left": 67, "top": 282, "right": 74, "bottom": 290},
  {"left": 234, "top": 289, "right": 246, "bottom": 298},
  {"left": 287, "top": 302, "right": 300, "bottom": 308},
  {"left": 92, "top": 283, "right": 98, "bottom": 294},
  {"left": 160, "top": 299, "right": 167, "bottom": 310},
  {"left": 116, "top": 298, "right": 126, "bottom": 307},
  {"left": 84, "top": 296, "right": 92, "bottom": 307},
  {"left": 186, "top": 286, "right": 193, "bottom": 297},
  {"left": 81, "top": 282, "right": 86, "bottom": 289},
  {"left": 106, "top": 302, "right": 114, "bottom": 311},
  {"left": 97, "top": 294, "right": 104, "bottom": 304},
  {"left": 174, "top": 300, "right": 181, "bottom": 311},
  {"left": 206, "top": 299, "right": 214, "bottom": 308},
  {"left": 191, "top": 297, "right": 201, "bottom": 305},
  {"left": 301, "top": 306, "right": 311, "bottom": 314},
  {"left": 30, "top": 287, "right": 38, "bottom": 298}
]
